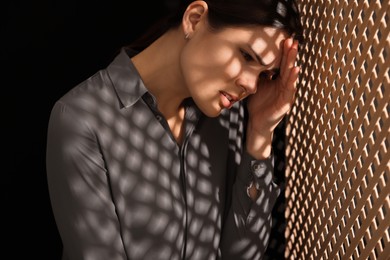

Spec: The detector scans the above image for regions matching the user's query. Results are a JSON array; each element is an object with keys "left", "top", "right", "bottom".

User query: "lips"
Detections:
[{"left": 220, "top": 91, "right": 238, "bottom": 108}]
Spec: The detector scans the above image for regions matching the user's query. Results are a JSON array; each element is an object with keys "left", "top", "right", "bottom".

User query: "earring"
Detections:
[{"left": 185, "top": 33, "right": 189, "bottom": 40}]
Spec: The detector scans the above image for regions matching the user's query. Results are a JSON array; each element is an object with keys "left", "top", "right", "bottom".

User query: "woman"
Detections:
[{"left": 46, "top": 0, "right": 303, "bottom": 259}]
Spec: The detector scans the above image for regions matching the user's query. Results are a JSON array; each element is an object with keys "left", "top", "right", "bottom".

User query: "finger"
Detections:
[
  {"left": 287, "top": 66, "right": 300, "bottom": 90},
  {"left": 281, "top": 40, "right": 299, "bottom": 85},
  {"left": 280, "top": 38, "right": 293, "bottom": 74},
  {"left": 285, "top": 41, "right": 298, "bottom": 73},
  {"left": 280, "top": 66, "right": 300, "bottom": 108}
]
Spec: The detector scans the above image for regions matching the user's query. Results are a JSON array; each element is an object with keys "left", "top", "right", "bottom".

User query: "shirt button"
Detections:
[
  {"left": 252, "top": 162, "right": 266, "bottom": 177},
  {"left": 156, "top": 115, "right": 162, "bottom": 121},
  {"left": 252, "top": 162, "right": 265, "bottom": 170}
]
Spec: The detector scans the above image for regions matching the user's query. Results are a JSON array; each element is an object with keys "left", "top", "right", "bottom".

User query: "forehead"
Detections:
[{"left": 218, "top": 26, "right": 288, "bottom": 65}]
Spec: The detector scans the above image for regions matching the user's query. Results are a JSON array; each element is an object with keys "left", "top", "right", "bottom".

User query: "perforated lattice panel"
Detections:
[{"left": 285, "top": 0, "right": 389, "bottom": 259}]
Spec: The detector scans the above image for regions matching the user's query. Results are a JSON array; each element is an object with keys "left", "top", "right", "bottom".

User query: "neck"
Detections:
[
  {"left": 131, "top": 28, "right": 189, "bottom": 118},
  {"left": 131, "top": 28, "right": 188, "bottom": 144}
]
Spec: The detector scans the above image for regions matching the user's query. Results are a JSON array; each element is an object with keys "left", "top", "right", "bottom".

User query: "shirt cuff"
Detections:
[
  {"left": 235, "top": 150, "right": 280, "bottom": 224},
  {"left": 237, "top": 150, "right": 274, "bottom": 186}
]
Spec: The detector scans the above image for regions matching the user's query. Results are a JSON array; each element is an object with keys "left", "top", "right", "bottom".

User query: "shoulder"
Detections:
[
  {"left": 48, "top": 69, "right": 116, "bottom": 133},
  {"left": 53, "top": 48, "right": 139, "bottom": 118}
]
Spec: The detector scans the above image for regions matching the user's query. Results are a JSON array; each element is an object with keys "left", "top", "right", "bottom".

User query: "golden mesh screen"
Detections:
[{"left": 285, "top": 0, "right": 389, "bottom": 259}]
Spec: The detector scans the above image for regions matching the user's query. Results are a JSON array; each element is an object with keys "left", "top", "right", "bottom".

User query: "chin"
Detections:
[
  {"left": 205, "top": 112, "right": 221, "bottom": 118},
  {"left": 201, "top": 107, "right": 223, "bottom": 118},
  {"left": 193, "top": 99, "right": 223, "bottom": 117}
]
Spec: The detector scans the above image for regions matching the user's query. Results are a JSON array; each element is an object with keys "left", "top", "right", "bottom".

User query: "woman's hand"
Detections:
[{"left": 246, "top": 37, "right": 300, "bottom": 159}]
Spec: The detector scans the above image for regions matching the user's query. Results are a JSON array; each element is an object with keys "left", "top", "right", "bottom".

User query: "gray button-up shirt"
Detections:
[{"left": 46, "top": 48, "right": 280, "bottom": 260}]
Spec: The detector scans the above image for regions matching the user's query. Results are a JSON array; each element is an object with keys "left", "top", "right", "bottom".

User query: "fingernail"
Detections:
[{"left": 293, "top": 41, "right": 299, "bottom": 50}]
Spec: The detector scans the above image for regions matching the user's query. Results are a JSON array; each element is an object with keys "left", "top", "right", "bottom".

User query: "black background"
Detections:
[
  {"left": 4, "top": 1, "right": 173, "bottom": 258},
  {"left": 3, "top": 1, "right": 284, "bottom": 259}
]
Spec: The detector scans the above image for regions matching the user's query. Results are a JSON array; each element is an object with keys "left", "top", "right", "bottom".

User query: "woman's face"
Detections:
[{"left": 180, "top": 23, "right": 288, "bottom": 117}]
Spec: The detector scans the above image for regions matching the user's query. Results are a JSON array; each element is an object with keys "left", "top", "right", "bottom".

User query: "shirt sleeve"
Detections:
[
  {"left": 46, "top": 101, "right": 128, "bottom": 260},
  {"left": 219, "top": 150, "right": 280, "bottom": 260}
]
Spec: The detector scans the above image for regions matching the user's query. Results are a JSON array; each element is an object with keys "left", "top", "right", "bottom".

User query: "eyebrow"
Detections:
[{"left": 247, "top": 44, "right": 272, "bottom": 67}]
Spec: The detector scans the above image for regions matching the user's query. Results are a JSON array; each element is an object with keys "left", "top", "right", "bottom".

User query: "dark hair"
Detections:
[{"left": 127, "top": 0, "right": 303, "bottom": 51}]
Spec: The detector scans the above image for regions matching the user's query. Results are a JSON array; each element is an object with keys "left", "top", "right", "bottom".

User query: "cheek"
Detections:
[
  {"left": 183, "top": 43, "right": 241, "bottom": 85},
  {"left": 223, "top": 58, "right": 242, "bottom": 79}
]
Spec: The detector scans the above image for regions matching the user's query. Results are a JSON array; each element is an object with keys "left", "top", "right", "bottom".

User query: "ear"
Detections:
[{"left": 182, "top": 1, "right": 208, "bottom": 38}]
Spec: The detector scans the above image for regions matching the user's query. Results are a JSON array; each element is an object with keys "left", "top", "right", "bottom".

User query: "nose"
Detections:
[{"left": 237, "top": 71, "right": 258, "bottom": 95}]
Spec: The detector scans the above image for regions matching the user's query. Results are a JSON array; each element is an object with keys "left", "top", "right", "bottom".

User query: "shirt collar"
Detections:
[
  {"left": 106, "top": 48, "right": 203, "bottom": 122},
  {"left": 106, "top": 48, "right": 148, "bottom": 108}
]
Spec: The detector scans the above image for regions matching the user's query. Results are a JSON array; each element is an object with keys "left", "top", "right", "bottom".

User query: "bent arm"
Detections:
[
  {"left": 46, "top": 101, "right": 127, "bottom": 260},
  {"left": 219, "top": 149, "right": 280, "bottom": 260}
]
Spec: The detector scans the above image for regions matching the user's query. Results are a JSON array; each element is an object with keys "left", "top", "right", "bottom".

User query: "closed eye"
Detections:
[
  {"left": 240, "top": 49, "right": 255, "bottom": 62},
  {"left": 260, "top": 69, "right": 280, "bottom": 80}
]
